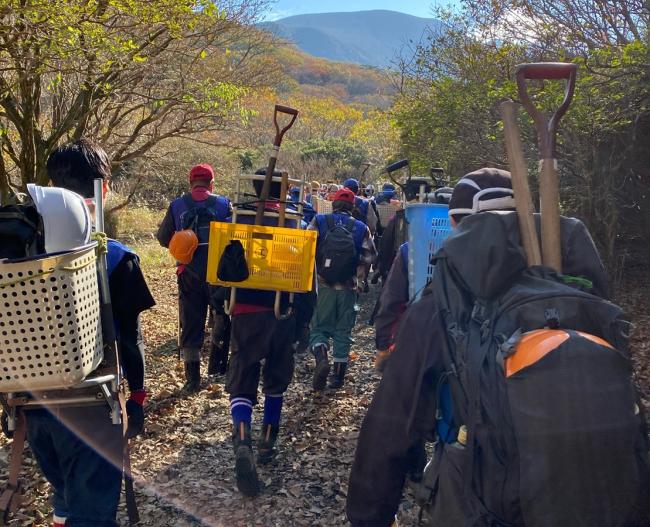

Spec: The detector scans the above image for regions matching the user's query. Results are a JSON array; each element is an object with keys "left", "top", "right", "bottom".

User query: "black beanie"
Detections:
[{"left": 448, "top": 168, "right": 515, "bottom": 220}]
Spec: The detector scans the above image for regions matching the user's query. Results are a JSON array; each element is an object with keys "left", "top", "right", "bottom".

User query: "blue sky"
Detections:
[{"left": 263, "top": 0, "right": 458, "bottom": 20}]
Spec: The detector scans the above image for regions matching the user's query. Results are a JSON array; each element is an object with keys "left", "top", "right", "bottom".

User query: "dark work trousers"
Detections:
[
  {"left": 25, "top": 406, "right": 123, "bottom": 527},
  {"left": 226, "top": 312, "right": 296, "bottom": 404},
  {"left": 178, "top": 268, "right": 214, "bottom": 359}
]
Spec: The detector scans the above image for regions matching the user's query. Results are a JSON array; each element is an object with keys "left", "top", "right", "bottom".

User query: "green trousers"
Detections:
[{"left": 309, "top": 284, "right": 358, "bottom": 362}]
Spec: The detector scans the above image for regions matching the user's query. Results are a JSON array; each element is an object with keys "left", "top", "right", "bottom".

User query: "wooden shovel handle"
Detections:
[{"left": 501, "top": 101, "right": 542, "bottom": 267}]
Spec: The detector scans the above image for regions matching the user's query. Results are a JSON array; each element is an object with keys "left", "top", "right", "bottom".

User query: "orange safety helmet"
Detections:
[
  {"left": 506, "top": 329, "right": 613, "bottom": 378},
  {"left": 169, "top": 229, "right": 199, "bottom": 264}
]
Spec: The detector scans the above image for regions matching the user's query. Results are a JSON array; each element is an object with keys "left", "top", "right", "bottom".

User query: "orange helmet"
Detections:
[{"left": 169, "top": 229, "right": 198, "bottom": 264}]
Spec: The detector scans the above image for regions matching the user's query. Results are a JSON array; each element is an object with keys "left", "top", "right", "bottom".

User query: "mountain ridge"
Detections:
[{"left": 260, "top": 10, "right": 441, "bottom": 68}]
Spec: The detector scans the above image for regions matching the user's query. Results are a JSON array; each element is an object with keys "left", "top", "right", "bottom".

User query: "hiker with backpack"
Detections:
[
  {"left": 225, "top": 168, "right": 308, "bottom": 497},
  {"left": 156, "top": 164, "right": 232, "bottom": 392},
  {"left": 346, "top": 168, "right": 649, "bottom": 526},
  {"left": 4, "top": 139, "right": 156, "bottom": 527},
  {"left": 309, "top": 188, "right": 377, "bottom": 391}
]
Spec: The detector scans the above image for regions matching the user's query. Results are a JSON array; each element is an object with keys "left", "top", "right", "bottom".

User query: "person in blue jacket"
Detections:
[
  {"left": 23, "top": 139, "right": 155, "bottom": 527},
  {"left": 156, "top": 164, "right": 232, "bottom": 391},
  {"left": 309, "top": 188, "right": 377, "bottom": 391}
]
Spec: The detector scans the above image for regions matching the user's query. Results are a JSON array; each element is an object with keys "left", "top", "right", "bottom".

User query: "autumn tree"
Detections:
[{"left": 0, "top": 0, "right": 276, "bottom": 197}]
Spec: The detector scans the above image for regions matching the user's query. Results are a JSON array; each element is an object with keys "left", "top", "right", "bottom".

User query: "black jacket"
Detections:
[{"left": 346, "top": 212, "right": 609, "bottom": 526}]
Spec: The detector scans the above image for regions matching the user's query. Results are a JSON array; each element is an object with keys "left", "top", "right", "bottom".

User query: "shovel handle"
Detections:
[
  {"left": 501, "top": 101, "right": 542, "bottom": 267},
  {"left": 273, "top": 105, "right": 299, "bottom": 147},
  {"left": 516, "top": 62, "right": 577, "bottom": 158},
  {"left": 256, "top": 105, "right": 299, "bottom": 224}
]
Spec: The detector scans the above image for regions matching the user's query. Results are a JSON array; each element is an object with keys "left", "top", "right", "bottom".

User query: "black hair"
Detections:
[
  {"left": 46, "top": 138, "right": 111, "bottom": 198},
  {"left": 253, "top": 168, "right": 284, "bottom": 199},
  {"left": 332, "top": 200, "right": 353, "bottom": 213}
]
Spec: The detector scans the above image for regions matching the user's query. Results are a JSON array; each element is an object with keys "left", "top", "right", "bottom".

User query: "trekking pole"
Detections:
[
  {"left": 255, "top": 105, "right": 298, "bottom": 225},
  {"left": 360, "top": 162, "right": 371, "bottom": 187},
  {"left": 501, "top": 100, "right": 542, "bottom": 267},
  {"left": 516, "top": 62, "right": 578, "bottom": 273}
]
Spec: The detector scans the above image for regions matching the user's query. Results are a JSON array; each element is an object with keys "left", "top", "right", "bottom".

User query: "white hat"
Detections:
[{"left": 27, "top": 184, "right": 92, "bottom": 253}]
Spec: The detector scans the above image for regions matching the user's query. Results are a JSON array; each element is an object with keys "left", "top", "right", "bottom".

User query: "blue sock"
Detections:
[
  {"left": 230, "top": 397, "right": 253, "bottom": 428},
  {"left": 263, "top": 394, "right": 284, "bottom": 426}
]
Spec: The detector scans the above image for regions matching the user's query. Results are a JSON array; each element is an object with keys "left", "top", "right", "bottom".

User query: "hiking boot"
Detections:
[
  {"left": 311, "top": 344, "right": 330, "bottom": 391},
  {"left": 328, "top": 362, "right": 347, "bottom": 389},
  {"left": 232, "top": 422, "right": 260, "bottom": 497},
  {"left": 257, "top": 423, "right": 280, "bottom": 464},
  {"left": 207, "top": 344, "right": 228, "bottom": 376},
  {"left": 183, "top": 361, "right": 201, "bottom": 393}
]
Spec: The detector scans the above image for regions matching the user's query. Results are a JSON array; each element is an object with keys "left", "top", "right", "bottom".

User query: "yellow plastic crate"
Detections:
[{"left": 206, "top": 222, "right": 317, "bottom": 293}]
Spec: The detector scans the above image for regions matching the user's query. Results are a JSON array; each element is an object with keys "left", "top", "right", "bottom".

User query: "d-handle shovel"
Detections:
[
  {"left": 516, "top": 62, "right": 577, "bottom": 273},
  {"left": 255, "top": 105, "right": 299, "bottom": 225}
]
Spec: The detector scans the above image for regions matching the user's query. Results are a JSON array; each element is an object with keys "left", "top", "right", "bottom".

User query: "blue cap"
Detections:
[
  {"left": 382, "top": 183, "right": 395, "bottom": 192},
  {"left": 343, "top": 178, "right": 359, "bottom": 194}
]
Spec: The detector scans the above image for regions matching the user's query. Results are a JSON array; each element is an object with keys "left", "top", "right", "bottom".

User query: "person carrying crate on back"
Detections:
[
  {"left": 224, "top": 168, "right": 309, "bottom": 498},
  {"left": 156, "top": 164, "right": 232, "bottom": 392},
  {"left": 308, "top": 188, "right": 377, "bottom": 391},
  {"left": 0, "top": 139, "right": 155, "bottom": 527}
]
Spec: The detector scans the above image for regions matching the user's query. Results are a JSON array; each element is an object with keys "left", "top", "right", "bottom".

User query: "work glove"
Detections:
[
  {"left": 374, "top": 349, "right": 391, "bottom": 373},
  {"left": 126, "top": 390, "right": 146, "bottom": 439}
]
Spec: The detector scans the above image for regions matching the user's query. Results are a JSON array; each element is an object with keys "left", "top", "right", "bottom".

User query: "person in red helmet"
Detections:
[{"left": 157, "top": 164, "right": 232, "bottom": 392}]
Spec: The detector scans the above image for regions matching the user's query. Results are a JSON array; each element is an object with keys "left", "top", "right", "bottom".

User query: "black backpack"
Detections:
[
  {"left": 180, "top": 194, "right": 220, "bottom": 278},
  {"left": 316, "top": 215, "right": 358, "bottom": 285},
  {"left": 419, "top": 213, "right": 650, "bottom": 527},
  {"left": 0, "top": 202, "right": 44, "bottom": 259}
]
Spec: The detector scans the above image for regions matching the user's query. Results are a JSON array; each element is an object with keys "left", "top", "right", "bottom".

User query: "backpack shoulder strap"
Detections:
[
  {"left": 205, "top": 195, "right": 219, "bottom": 208},
  {"left": 345, "top": 217, "right": 357, "bottom": 233},
  {"left": 182, "top": 193, "right": 195, "bottom": 210},
  {"left": 325, "top": 214, "right": 335, "bottom": 230}
]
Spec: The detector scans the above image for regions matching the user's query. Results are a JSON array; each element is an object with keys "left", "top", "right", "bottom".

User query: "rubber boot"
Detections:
[
  {"left": 328, "top": 361, "right": 347, "bottom": 389},
  {"left": 183, "top": 361, "right": 201, "bottom": 393},
  {"left": 232, "top": 422, "right": 260, "bottom": 497},
  {"left": 311, "top": 344, "right": 330, "bottom": 391},
  {"left": 257, "top": 423, "right": 280, "bottom": 464},
  {"left": 207, "top": 344, "right": 227, "bottom": 376}
]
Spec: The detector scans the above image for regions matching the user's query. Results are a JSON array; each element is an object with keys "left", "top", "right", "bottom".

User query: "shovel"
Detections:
[
  {"left": 255, "top": 105, "right": 298, "bottom": 225},
  {"left": 515, "top": 62, "right": 578, "bottom": 273}
]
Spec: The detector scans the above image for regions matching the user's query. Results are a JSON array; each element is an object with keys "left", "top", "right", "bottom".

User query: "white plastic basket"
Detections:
[
  {"left": 0, "top": 244, "right": 103, "bottom": 392},
  {"left": 376, "top": 202, "right": 401, "bottom": 225},
  {"left": 314, "top": 197, "right": 333, "bottom": 214}
]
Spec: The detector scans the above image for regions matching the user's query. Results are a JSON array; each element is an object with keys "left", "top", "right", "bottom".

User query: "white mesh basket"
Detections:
[
  {"left": 0, "top": 244, "right": 103, "bottom": 392},
  {"left": 376, "top": 202, "right": 401, "bottom": 225},
  {"left": 314, "top": 197, "right": 333, "bottom": 214}
]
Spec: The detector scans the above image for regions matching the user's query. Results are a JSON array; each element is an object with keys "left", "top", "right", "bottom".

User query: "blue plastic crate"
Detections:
[{"left": 405, "top": 204, "right": 452, "bottom": 299}]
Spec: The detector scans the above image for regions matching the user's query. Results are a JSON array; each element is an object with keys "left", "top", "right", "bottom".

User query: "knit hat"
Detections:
[
  {"left": 189, "top": 163, "right": 214, "bottom": 183},
  {"left": 343, "top": 178, "right": 360, "bottom": 194},
  {"left": 332, "top": 188, "right": 355, "bottom": 204},
  {"left": 382, "top": 183, "right": 395, "bottom": 192},
  {"left": 448, "top": 168, "right": 515, "bottom": 218}
]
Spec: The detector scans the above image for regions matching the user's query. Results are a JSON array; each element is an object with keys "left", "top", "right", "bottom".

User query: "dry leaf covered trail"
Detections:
[{"left": 127, "top": 264, "right": 421, "bottom": 526}]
